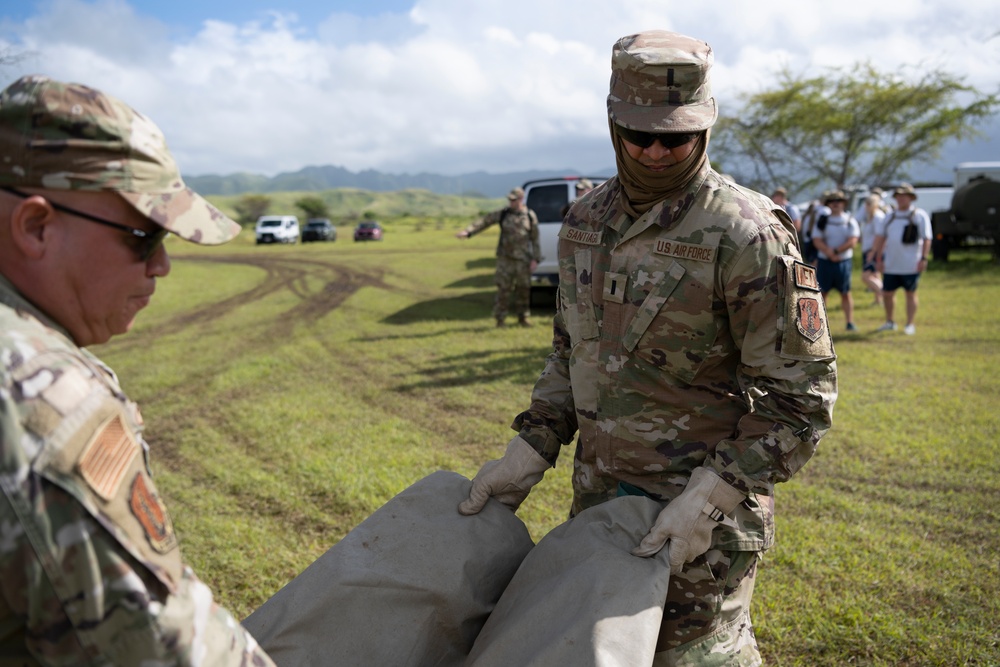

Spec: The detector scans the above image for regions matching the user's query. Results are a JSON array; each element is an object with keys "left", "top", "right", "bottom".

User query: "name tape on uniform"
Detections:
[
  {"left": 654, "top": 239, "right": 715, "bottom": 263},
  {"left": 559, "top": 227, "right": 603, "bottom": 245}
]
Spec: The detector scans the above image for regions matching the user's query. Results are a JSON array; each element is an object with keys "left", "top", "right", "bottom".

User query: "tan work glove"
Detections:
[
  {"left": 631, "top": 467, "right": 745, "bottom": 574},
  {"left": 458, "top": 436, "right": 551, "bottom": 515}
]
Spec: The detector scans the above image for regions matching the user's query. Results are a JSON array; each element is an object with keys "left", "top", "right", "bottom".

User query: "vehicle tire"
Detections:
[{"left": 931, "top": 236, "right": 950, "bottom": 262}]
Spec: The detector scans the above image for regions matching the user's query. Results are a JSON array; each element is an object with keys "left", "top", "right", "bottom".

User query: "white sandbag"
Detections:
[
  {"left": 465, "top": 495, "right": 671, "bottom": 667},
  {"left": 243, "top": 470, "right": 534, "bottom": 667}
]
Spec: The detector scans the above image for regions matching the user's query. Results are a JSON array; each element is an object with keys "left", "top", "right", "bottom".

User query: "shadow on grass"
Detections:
[
  {"left": 446, "top": 274, "right": 495, "bottom": 289},
  {"left": 383, "top": 292, "right": 493, "bottom": 324},
  {"left": 395, "top": 346, "right": 553, "bottom": 391},
  {"left": 466, "top": 257, "right": 496, "bottom": 270}
]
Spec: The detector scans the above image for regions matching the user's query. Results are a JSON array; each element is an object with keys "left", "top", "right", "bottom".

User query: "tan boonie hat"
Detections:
[
  {"left": 0, "top": 75, "right": 239, "bottom": 245},
  {"left": 507, "top": 187, "right": 525, "bottom": 200},
  {"left": 607, "top": 30, "right": 718, "bottom": 133},
  {"left": 824, "top": 190, "right": 848, "bottom": 204},
  {"left": 893, "top": 182, "right": 918, "bottom": 200},
  {"left": 576, "top": 178, "right": 594, "bottom": 190}
]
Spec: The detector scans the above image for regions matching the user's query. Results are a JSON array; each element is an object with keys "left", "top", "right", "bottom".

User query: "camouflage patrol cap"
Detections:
[
  {"left": 607, "top": 30, "right": 718, "bottom": 133},
  {"left": 508, "top": 187, "right": 525, "bottom": 200},
  {"left": 576, "top": 178, "right": 594, "bottom": 191},
  {"left": 0, "top": 75, "right": 239, "bottom": 245}
]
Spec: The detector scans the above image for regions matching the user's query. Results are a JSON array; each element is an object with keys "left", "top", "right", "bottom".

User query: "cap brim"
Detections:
[
  {"left": 607, "top": 96, "right": 717, "bottom": 133},
  {"left": 119, "top": 187, "right": 241, "bottom": 245}
]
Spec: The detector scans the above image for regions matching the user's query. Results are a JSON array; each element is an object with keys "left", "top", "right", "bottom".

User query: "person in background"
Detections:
[
  {"left": 810, "top": 191, "right": 861, "bottom": 331},
  {"left": 771, "top": 186, "right": 802, "bottom": 234},
  {"left": 457, "top": 30, "right": 837, "bottom": 664},
  {"left": 457, "top": 187, "right": 541, "bottom": 327},
  {"left": 562, "top": 178, "right": 596, "bottom": 218},
  {"left": 799, "top": 192, "right": 831, "bottom": 266},
  {"left": 858, "top": 193, "right": 887, "bottom": 305},
  {"left": 0, "top": 75, "right": 275, "bottom": 666},
  {"left": 871, "top": 183, "right": 933, "bottom": 335}
]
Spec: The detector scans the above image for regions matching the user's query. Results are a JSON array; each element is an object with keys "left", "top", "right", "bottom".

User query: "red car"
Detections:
[{"left": 354, "top": 221, "right": 383, "bottom": 242}]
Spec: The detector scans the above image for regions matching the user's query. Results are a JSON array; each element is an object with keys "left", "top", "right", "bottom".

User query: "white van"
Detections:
[
  {"left": 255, "top": 215, "right": 300, "bottom": 244},
  {"left": 523, "top": 176, "right": 610, "bottom": 295}
]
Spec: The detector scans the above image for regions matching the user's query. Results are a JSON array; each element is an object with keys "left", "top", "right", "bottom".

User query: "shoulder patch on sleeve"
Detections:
[
  {"left": 79, "top": 414, "right": 140, "bottom": 501},
  {"left": 777, "top": 256, "right": 835, "bottom": 361}
]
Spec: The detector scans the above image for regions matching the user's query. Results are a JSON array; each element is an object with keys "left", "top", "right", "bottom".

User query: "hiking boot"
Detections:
[
  {"left": 904, "top": 323, "right": 916, "bottom": 335},
  {"left": 517, "top": 316, "right": 532, "bottom": 328},
  {"left": 876, "top": 321, "right": 897, "bottom": 332},
  {"left": 846, "top": 322, "right": 858, "bottom": 332}
]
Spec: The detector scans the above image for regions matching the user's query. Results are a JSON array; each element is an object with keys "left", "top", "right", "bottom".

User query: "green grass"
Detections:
[{"left": 94, "top": 221, "right": 1000, "bottom": 666}]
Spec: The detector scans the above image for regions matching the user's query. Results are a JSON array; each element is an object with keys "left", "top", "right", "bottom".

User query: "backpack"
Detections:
[{"left": 887, "top": 210, "right": 920, "bottom": 244}]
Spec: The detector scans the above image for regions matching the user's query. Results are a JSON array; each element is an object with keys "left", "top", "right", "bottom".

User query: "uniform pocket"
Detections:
[
  {"left": 559, "top": 248, "right": 599, "bottom": 342},
  {"left": 623, "top": 260, "right": 719, "bottom": 384}
]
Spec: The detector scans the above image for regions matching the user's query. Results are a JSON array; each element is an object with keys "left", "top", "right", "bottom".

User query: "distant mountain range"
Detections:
[{"left": 186, "top": 165, "right": 615, "bottom": 199}]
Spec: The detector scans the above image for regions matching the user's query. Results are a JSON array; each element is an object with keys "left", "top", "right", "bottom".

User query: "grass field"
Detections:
[{"left": 94, "top": 219, "right": 1000, "bottom": 666}]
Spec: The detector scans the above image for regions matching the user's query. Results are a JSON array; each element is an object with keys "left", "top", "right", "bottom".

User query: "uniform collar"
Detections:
[{"left": 0, "top": 272, "right": 77, "bottom": 344}]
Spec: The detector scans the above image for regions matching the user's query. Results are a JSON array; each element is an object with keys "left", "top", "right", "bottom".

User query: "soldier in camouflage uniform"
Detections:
[
  {"left": 457, "top": 187, "right": 541, "bottom": 327},
  {"left": 0, "top": 76, "right": 274, "bottom": 666},
  {"left": 459, "top": 32, "right": 837, "bottom": 665}
]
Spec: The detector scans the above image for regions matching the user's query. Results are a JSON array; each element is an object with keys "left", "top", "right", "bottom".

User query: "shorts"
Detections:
[
  {"left": 817, "top": 258, "right": 852, "bottom": 294},
  {"left": 882, "top": 273, "right": 920, "bottom": 292},
  {"left": 863, "top": 250, "right": 880, "bottom": 273}
]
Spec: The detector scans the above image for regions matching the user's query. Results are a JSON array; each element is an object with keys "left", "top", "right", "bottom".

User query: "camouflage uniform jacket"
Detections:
[
  {"left": 513, "top": 166, "right": 838, "bottom": 551},
  {"left": 0, "top": 276, "right": 274, "bottom": 666},
  {"left": 466, "top": 206, "right": 542, "bottom": 263}
]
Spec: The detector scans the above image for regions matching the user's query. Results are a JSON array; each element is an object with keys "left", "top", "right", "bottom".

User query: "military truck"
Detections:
[{"left": 930, "top": 161, "right": 1000, "bottom": 261}]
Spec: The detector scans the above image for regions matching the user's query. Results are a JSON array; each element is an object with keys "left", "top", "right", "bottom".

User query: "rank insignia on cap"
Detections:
[
  {"left": 79, "top": 415, "right": 139, "bottom": 501},
  {"left": 129, "top": 473, "right": 177, "bottom": 554},
  {"left": 796, "top": 297, "right": 825, "bottom": 341}
]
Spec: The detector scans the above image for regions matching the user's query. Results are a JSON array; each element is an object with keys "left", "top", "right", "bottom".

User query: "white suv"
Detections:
[
  {"left": 255, "top": 215, "right": 300, "bottom": 244},
  {"left": 523, "top": 176, "right": 610, "bottom": 294}
]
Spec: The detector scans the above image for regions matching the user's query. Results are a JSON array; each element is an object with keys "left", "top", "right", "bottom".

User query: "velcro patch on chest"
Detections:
[
  {"left": 654, "top": 239, "right": 716, "bottom": 263},
  {"left": 79, "top": 414, "right": 140, "bottom": 501},
  {"left": 559, "top": 227, "right": 603, "bottom": 245}
]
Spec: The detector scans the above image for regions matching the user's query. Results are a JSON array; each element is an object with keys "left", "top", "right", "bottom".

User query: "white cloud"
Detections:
[{"left": 1, "top": 0, "right": 998, "bottom": 180}]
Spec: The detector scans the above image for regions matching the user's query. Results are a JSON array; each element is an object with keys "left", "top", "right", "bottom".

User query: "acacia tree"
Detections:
[
  {"left": 713, "top": 62, "right": 1000, "bottom": 195},
  {"left": 233, "top": 194, "right": 271, "bottom": 224},
  {"left": 295, "top": 195, "right": 330, "bottom": 219}
]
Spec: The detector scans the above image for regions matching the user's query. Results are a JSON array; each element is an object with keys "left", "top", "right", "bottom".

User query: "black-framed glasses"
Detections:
[
  {"left": 614, "top": 125, "right": 699, "bottom": 150},
  {"left": 1, "top": 187, "right": 168, "bottom": 261}
]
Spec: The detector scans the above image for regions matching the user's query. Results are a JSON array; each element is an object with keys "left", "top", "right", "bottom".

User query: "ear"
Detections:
[{"left": 8, "top": 195, "right": 58, "bottom": 260}]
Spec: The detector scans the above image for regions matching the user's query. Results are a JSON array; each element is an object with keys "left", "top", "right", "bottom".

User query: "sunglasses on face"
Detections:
[
  {"left": 614, "top": 125, "right": 699, "bottom": 150},
  {"left": 2, "top": 187, "right": 168, "bottom": 262}
]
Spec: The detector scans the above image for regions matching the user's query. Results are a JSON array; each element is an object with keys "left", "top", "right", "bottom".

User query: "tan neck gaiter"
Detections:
[{"left": 611, "top": 119, "right": 709, "bottom": 219}]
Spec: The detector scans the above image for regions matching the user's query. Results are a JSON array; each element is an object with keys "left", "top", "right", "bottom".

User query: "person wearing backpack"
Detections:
[
  {"left": 870, "top": 183, "right": 933, "bottom": 335},
  {"left": 810, "top": 191, "right": 861, "bottom": 331}
]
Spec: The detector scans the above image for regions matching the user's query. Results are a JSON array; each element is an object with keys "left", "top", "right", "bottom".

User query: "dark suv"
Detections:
[{"left": 303, "top": 218, "right": 336, "bottom": 242}]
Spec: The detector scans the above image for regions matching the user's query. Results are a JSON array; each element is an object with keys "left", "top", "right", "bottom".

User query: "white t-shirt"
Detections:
[
  {"left": 875, "top": 208, "right": 932, "bottom": 275},
  {"left": 815, "top": 213, "right": 861, "bottom": 261},
  {"left": 857, "top": 208, "right": 885, "bottom": 254}
]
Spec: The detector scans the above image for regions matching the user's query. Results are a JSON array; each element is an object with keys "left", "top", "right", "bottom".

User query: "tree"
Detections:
[
  {"left": 712, "top": 62, "right": 1000, "bottom": 196},
  {"left": 233, "top": 194, "right": 271, "bottom": 224},
  {"left": 295, "top": 195, "right": 329, "bottom": 219}
]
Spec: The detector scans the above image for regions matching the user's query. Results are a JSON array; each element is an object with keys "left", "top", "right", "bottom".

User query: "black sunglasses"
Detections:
[
  {"left": 2, "top": 187, "right": 168, "bottom": 261},
  {"left": 614, "top": 125, "right": 699, "bottom": 150}
]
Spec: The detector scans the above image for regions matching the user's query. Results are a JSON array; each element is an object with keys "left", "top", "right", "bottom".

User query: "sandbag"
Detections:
[
  {"left": 465, "top": 495, "right": 671, "bottom": 667},
  {"left": 242, "top": 470, "right": 534, "bottom": 667}
]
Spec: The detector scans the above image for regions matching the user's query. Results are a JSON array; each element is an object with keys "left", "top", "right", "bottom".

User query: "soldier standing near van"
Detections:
[
  {"left": 457, "top": 187, "right": 541, "bottom": 327},
  {"left": 458, "top": 30, "right": 837, "bottom": 664},
  {"left": 0, "top": 76, "right": 275, "bottom": 666}
]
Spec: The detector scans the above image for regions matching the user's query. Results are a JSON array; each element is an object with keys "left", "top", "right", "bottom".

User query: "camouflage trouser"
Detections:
[
  {"left": 653, "top": 549, "right": 762, "bottom": 667},
  {"left": 494, "top": 258, "right": 531, "bottom": 321}
]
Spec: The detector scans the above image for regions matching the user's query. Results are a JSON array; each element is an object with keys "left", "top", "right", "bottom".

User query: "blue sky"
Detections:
[{"left": 2, "top": 0, "right": 999, "bottom": 195}]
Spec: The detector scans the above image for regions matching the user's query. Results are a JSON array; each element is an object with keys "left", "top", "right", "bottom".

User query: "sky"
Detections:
[{"left": 1, "top": 0, "right": 999, "bottom": 188}]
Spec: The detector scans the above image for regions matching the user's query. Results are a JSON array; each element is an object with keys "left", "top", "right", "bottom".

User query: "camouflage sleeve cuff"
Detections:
[{"left": 510, "top": 417, "right": 564, "bottom": 466}]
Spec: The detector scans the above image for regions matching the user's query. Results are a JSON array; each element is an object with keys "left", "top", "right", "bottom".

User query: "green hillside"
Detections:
[{"left": 208, "top": 188, "right": 505, "bottom": 224}]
